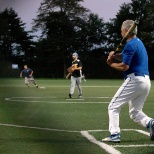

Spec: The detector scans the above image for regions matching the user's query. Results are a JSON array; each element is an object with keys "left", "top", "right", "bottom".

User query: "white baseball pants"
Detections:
[{"left": 108, "top": 73, "right": 152, "bottom": 135}]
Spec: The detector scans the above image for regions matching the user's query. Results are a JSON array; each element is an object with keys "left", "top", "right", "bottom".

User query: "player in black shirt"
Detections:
[{"left": 66, "top": 53, "right": 83, "bottom": 98}]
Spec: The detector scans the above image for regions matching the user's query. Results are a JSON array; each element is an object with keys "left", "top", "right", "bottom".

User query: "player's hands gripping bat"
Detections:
[
  {"left": 114, "top": 20, "right": 139, "bottom": 55},
  {"left": 107, "top": 20, "right": 138, "bottom": 66}
]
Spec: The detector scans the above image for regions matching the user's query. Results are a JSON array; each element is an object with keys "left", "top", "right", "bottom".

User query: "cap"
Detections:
[{"left": 72, "top": 52, "right": 79, "bottom": 58}]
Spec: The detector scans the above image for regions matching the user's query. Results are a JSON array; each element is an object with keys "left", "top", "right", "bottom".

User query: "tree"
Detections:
[
  {"left": 104, "top": 0, "right": 154, "bottom": 78},
  {"left": 32, "top": 0, "right": 107, "bottom": 77},
  {"left": 0, "top": 8, "right": 34, "bottom": 64},
  {"left": 32, "top": 0, "right": 89, "bottom": 77},
  {"left": 85, "top": 13, "right": 107, "bottom": 50},
  {"left": 33, "top": 0, "right": 88, "bottom": 37},
  {"left": 106, "top": 0, "right": 153, "bottom": 50}
]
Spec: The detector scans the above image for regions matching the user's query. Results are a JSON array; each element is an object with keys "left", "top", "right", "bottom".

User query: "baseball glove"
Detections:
[{"left": 67, "top": 67, "right": 73, "bottom": 73}]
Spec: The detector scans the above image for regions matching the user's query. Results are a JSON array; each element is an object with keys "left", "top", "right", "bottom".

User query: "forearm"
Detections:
[
  {"left": 107, "top": 51, "right": 129, "bottom": 71},
  {"left": 30, "top": 71, "right": 33, "bottom": 76},
  {"left": 20, "top": 73, "right": 22, "bottom": 77},
  {"left": 66, "top": 73, "right": 71, "bottom": 78},
  {"left": 67, "top": 73, "right": 71, "bottom": 76},
  {"left": 31, "top": 71, "right": 33, "bottom": 75},
  {"left": 110, "top": 63, "right": 127, "bottom": 71}
]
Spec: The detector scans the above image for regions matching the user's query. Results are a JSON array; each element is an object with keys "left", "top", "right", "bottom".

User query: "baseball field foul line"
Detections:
[
  {"left": 0, "top": 123, "right": 79, "bottom": 132},
  {"left": 0, "top": 122, "right": 152, "bottom": 153},
  {"left": 81, "top": 131, "right": 121, "bottom": 154},
  {"left": 81, "top": 129, "right": 151, "bottom": 154}
]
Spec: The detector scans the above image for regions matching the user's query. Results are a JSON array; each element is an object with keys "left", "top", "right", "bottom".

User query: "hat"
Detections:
[{"left": 72, "top": 52, "right": 79, "bottom": 58}]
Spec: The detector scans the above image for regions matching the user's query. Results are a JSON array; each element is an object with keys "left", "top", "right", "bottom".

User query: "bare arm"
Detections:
[
  {"left": 29, "top": 71, "right": 33, "bottom": 77},
  {"left": 20, "top": 72, "right": 22, "bottom": 77},
  {"left": 109, "top": 62, "right": 129, "bottom": 71},
  {"left": 107, "top": 51, "right": 129, "bottom": 71},
  {"left": 66, "top": 73, "right": 71, "bottom": 79}
]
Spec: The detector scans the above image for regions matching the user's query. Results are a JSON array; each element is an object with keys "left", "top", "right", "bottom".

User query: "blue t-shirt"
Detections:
[
  {"left": 21, "top": 68, "right": 33, "bottom": 78},
  {"left": 122, "top": 37, "right": 149, "bottom": 79}
]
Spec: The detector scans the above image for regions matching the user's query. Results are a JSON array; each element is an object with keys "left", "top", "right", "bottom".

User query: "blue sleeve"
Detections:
[{"left": 122, "top": 44, "right": 135, "bottom": 66}]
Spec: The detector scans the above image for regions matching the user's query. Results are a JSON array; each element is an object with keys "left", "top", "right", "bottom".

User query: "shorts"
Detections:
[{"left": 25, "top": 77, "right": 34, "bottom": 84}]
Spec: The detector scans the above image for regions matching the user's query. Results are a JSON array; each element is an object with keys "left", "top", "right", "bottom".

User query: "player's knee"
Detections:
[
  {"left": 108, "top": 105, "right": 121, "bottom": 114},
  {"left": 129, "top": 110, "right": 139, "bottom": 120}
]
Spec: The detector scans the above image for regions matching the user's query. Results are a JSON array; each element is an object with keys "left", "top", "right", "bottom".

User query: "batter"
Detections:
[{"left": 102, "top": 20, "right": 154, "bottom": 142}]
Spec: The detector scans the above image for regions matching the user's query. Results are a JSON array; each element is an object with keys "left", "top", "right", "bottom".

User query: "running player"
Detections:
[
  {"left": 66, "top": 52, "right": 83, "bottom": 98},
  {"left": 102, "top": 20, "right": 154, "bottom": 142},
  {"left": 20, "top": 65, "right": 38, "bottom": 88}
]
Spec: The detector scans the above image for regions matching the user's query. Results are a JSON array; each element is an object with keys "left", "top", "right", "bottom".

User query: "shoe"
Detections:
[
  {"left": 102, "top": 133, "right": 120, "bottom": 143},
  {"left": 78, "top": 95, "right": 82, "bottom": 98},
  {"left": 69, "top": 94, "right": 72, "bottom": 98},
  {"left": 36, "top": 85, "right": 38, "bottom": 88},
  {"left": 26, "top": 84, "right": 30, "bottom": 88},
  {"left": 147, "top": 119, "right": 154, "bottom": 140}
]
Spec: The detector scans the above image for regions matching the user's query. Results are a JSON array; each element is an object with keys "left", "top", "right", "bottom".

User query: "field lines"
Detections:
[
  {"left": 0, "top": 122, "right": 152, "bottom": 154},
  {"left": 0, "top": 123, "right": 79, "bottom": 133},
  {"left": 4, "top": 96, "right": 110, "bottom": 103},
  {"left": 81, "top": 129, "right": 153, "bottom": 154},
  {"left": 66, "top": 98, "right": 85, "bottom": 101},
  {"left": 81, "top": 131, "right": 121, "bottom": 154},
  {"left": 1, "top": 79, "right": 154, "bottom": 153},
  {"left": 0, "top": 85, "right": 119, "bottom": 88},
  {"left": 113, "top": 144, "right": 154, "bottom": 147}
]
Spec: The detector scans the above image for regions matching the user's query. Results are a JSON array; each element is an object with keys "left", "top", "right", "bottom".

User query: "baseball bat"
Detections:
[
  {"left": 114, "top": 20, "right": 139, "bottom": 54},
  {"left": 82, "top": 75, "right": 86, "bottom": 82}
]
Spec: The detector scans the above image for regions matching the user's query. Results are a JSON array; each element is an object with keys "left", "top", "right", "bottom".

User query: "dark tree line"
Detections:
[
  {"left": 0, "top": 8, "right": 36, "bottom": 77},
  {"left": 0, "top": 0, "right": 154, "bottom": 79}
]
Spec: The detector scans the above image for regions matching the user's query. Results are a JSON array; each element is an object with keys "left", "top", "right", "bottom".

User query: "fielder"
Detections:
[
  {"left": 20, "top": 65, "right": 38, "bottom": 88},
  {"left": 102, "top": 20, "right": 154, "bottom": 142},
  {"left": 66, "top": 52, "right": 83, "bottom": 98}
]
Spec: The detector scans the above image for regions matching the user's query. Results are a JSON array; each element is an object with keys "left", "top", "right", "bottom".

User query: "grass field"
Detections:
[{"left": 0, "top": 78, "right": 154, "bottom": 154}]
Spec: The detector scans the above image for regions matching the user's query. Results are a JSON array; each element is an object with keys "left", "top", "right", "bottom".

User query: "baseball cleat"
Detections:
[
  {"left": 102, "top": 133, "right": 120, "bottom": 143},
  {"left": 147, "top": 119, "right": 154, "bottom": 140}
]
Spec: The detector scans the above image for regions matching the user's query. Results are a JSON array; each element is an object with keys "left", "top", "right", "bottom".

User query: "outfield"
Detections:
[{"left": 0, "top": 78, "right": 154, "bottom": 154}]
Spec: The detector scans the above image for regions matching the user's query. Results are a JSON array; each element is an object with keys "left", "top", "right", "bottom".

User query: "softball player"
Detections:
[
  {"left": 102, "top": 20, "right": 154, "bottom": 142},
  {"left": 20, "top": 65, "right": 38, "bottom": 88},
  {"left": 66, "top": 52, "right": 83, "bottom": 98}
]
